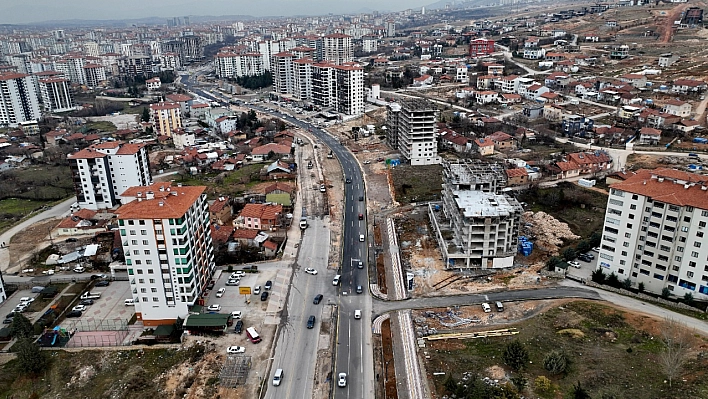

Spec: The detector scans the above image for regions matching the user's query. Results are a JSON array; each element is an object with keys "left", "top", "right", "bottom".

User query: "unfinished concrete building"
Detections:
[
  {"left": 429, "top": 160, "right": 523, "bottom": 269},
  {"left": 386, "top": 98, "right": 441, "bottom": 165}
]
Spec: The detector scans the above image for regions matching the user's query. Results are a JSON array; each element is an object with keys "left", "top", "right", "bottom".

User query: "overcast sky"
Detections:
[{"left": 1, "top": 0, "right": 433, "bottom": 24}]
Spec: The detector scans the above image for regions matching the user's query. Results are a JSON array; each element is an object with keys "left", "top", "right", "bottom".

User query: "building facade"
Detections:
[
  {"left": 68, "top": 142, "right": 152, "bottom": 210},
  {"left": 150, "top": 102, "right": 182, "bottom": 136},
  {"left": 388, "top": 98, "right": 441, "bottom": 165},
  {"left": 322, "top": 34, "right": 353, "bottom": 65},
  {"left": 38, "top": 77, "right": 76, "bottom": 113},
  {"left": 117, "top": 183, "right": 215, "bottom": 326},
  {"left": 599, "top": 168, "right": 708, "bottom": 300}
]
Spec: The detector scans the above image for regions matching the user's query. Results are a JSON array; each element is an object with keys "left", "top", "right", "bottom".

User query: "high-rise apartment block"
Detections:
[
  {"left": 68, "top": 142, "right": 152, "bottom": 210},
  {"left": 0, "top": 73, "right": 41, "bottom": 127},
  {"left": 386, "top": 98, "right": 441, "bottom": 165},
  {"left": 38, "top": 77, "right": 76, "bottom": 113},
  {"left": 117, "top": 182, "right": 215, "bottom": 326},
  {"left": 322, "top": 34, "right": 353, "bottom": 65},
  {"left": 150, "top": 102, "right": 182, "bottom": 136},
  {"left": 214, "top": 52, "right": 264, "bottom": 78},
  {"left": 599, "top": 168, "right": 708, "bottom": 300}
]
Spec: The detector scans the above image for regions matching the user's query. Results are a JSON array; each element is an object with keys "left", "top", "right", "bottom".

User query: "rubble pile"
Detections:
[{"left": 523, "top": 211, "right": 580, "bottom": 252}]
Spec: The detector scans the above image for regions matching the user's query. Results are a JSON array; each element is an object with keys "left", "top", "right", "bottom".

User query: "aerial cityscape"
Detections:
[{"left": 1, "top": 0, "right": 708, "bottom": 398}]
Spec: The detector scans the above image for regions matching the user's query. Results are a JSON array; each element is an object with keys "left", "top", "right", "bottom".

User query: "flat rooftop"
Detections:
[{"left": 453, "top": 191, "right": 517, "bottom": 218}]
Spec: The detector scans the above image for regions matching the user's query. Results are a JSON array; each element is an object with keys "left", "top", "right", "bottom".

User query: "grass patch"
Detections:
[
  {"left": 84, "top": 120, "right": 117, "bottom": 132},
  {"left": 391, "top": 164, "right": 443, "bottom": 204},
  {"left": 173, "top": 163, "right": 267, "bottom": 198},
  {"left": 426, "top": 300, "right": 708, "bottom": 399}
]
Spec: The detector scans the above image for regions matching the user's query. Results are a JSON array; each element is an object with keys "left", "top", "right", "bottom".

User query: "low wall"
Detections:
[{"left": 585, "top": 280, "right": 706, "bottom": 313}]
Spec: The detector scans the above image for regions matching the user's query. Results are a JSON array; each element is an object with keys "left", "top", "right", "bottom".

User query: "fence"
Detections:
[{"left": 584, "top": 280, "right": 707, "bottom": 313}]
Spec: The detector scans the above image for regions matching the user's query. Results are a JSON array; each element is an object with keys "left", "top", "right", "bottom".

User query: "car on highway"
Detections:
[
  {"left": 354, "top": 310, "right": 361, "bottom": 319},
  {"left": 357, "top": 260, "right": 363, "bottom": 269},
  {"left": 319, "top": 184, "right": 326, "bottom": 193},
  {"left": 338, "top": 373, "right": 347, "bottom": 387},
  {"left": 307, "top": 315, "right": 316, "bottom": 329},
  {"left": 305, "top": 268, "right": 318, "bottom": 275},
  {"left": 359, "top": 234, "right": 365, "bottom": 242},
  {"left": 225, "top": 279, "right": 240, "bottom": 286},
  {"left": 216, "top": 288, "right": 226, "bottom": 298},
  {"left": 254, "top": 286, "right": 261, "bottom": 295},
  {"left": 207, "top": 304, "right": 221, "bottom": 312},
  {"left": 345, "top": 178, "right": 352, "bottom": 184},
  {"left": 226, "top": 346, "right": 246, "bottom": 354},
  {"left": 358, "top": 213, "right": 363, "bottom": 220},
  {"left": 66, "top": 310, "right": 82, "bottom": 318},
  {"left": 359, "top": 196, "right": 364, "bottom": 201},
  {"left": 356, "top": 285, "right": 363, "bottom": 294},
  {"left": 72, "top": 305, "right": 87, "bottom": 312},
  {"left": 313, "top": 294, "right": 323, "bottom": 304},
  {"left": 234, "top": 320, "right": 244, "bottom": 334},
  {"left": 568, "top": 261, "right": 581, "bottom": 268},
  {"left": 260, "top": 292, "right": 269, "bottom": 301},
  {"left": 265, "top": 280, "right": 273, "bottom": 290}
]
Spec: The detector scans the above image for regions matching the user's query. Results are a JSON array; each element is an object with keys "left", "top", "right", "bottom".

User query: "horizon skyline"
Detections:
[{"left": 0, "top": 0, "right": 435, "bottom": 25}]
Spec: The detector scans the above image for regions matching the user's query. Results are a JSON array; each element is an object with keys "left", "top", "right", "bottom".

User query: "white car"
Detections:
[
  {"left": 225, "top": 279, "right": 240, "bottom": 286},
  {"left": 19, "top": 297, "right": 34, "bottom": 304},
  {"left": 568, "top": 261, "right": 581, "bottom": 268},
  {"left": 215, "top": 288, "right": 226, "bottom": 298},
  {"left": 207, "top": 304, "right": 221, "bottom": 312},
  {"left": 13, "top": 304, "right": 27, "bottom": 313},
  {"left": 72, "top": 305, "right": 87, "bottom": 312},
  {"left": 338, "top": 372, "right": 347, "bottom": 387},
  {"left": 226, "top": 346, "right": 246, "bottom": 354},
  {"left": 305, "top": 268, "right": 318, "bottom": 275},
  {"left": 231, "top": 311, "right": 242, "bottom": 319},
  {"left": 254, "top": 286, "right": 261, "bottom": 295},
  {"left": 592, "top": 247, "right": 600, "bottom": 252}
]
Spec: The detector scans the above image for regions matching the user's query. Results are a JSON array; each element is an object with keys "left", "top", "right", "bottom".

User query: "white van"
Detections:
[
  {"left": 481, "top": 303, "right": 492, "bottom": 313},
  {"left": 354, "top": 310, "right": 361, "bottom": 319},
  {"left": 272, "top": 368, "right": 283, "bottom": 386},
  {"left": 359, "top": 234, "right": 365, "bottom": 242},
  {"left": 124, "top": 299, "right": 135, "bottom": 306},
  {"left": 332, "top": 275, "right": 341, "bottom": 286}
]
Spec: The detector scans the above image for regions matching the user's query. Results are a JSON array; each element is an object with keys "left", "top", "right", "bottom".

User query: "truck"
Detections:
[
  {"left": 81, "top": 292, "right": 102, "bottom": 300},
  {"left": 300, "top": 208, "right": 308, "bottom": 229}
]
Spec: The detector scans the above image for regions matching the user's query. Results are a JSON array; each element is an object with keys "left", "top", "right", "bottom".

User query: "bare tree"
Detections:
[{"left": 659, "top": 318, "right": 692, "bottom": 387}]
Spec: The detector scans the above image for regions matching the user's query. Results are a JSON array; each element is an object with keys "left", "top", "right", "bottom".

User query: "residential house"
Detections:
[
  {"left": 145, "top": 77, "right": 161, "bottom": 91},
  {"left": 543, "top": 104, "right": 564, "bottom": 122},
  {"left": 618, "top": 73, "right": 647, "bottom": 88},
  {"left": 544, "top": 72, "right": 570, "bottom": 89},
  {"left": 523, "top": 104, "right": 544, "bottom": 119},
  {"left": 215, "top": 115, "right": 239, "bottom": 134},
  {"left": 476, "top": 75, "right": 498, "bottom": 90},
  {"left": 412, "top": 74, "right": 434, "bottom": 87},
  {"left": 524, "top": 84, "right": 550, "bottom": 100},
  {"left": 473, "top": 138, "right": 495, "bottom": 155},
  {"left": 523, "top": 47, "right": 545, "bottom": 60},
  {"left": 505, "top": 168, "right": 529, "bottom": 186},
  {"left": 210, "top": 196, "right": 232, "bottom": 225},
  {"left": 554, "top": 161, "right": 582, "bottom": 179},
  {"left": 539, "top": 91, "right": 561, "bottom": 103},
  {"left": 498, "top": 93, "right": 522, "bottom": 104},
  {"left": 486, "top": 64, "right": 504, "bottom": 76},
  {"left": 671, "top": 79, "right": 706, "bottom": 94},
  {"left": 498, "top": 75, "right": 520, "bottom": 93},
  {"left": 189, "top": 102, "right": 210, "bottom": 119},
  {"left": 53, "top": 208, "right": 109, "bottom": 236},
  {"left": 440, "top": 131, "right": 470, "bottom": 153},
  {"left": 165, "top": 94, "right": 193, "bottom": 115},
  {"left": 673, "top": 119, "right": 700, "bottom": 133},
  {"left": 662, "top": 99, "right": 692, "bottom": 118},
  {"left": 638, "top": 127, "right": 662, "bottom": 144},
  {"left": 566, "top": 151, "right": 612, "bottom": 173},
  {"left": 487, "top": 131, "right": 516, "bottom": 151},
  {"left": 232, "top": 228, "right": 260, "bottom": 248},
  {"left": 251, "top": 143, "right": 291, "bottom": 161},
  {"left": 658, "top": 53, "right": 679, "bottom": 67},
  {"left": 475, "top": 91, "right": 498, "bottom": 104},
  {"left": 236, "top": 203, "right": 284, "bottom": 230}
]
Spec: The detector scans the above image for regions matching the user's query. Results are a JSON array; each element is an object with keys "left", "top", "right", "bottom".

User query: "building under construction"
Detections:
[{"left": 681, "top": 7, "right": 703, "bottom": 27}]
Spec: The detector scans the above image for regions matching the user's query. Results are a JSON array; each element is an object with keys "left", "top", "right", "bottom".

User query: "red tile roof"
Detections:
[
  {"left": 610, "top": 168, "right": 708, "bottom": 209},
  {"left": 506, "top": 168, "right": 528, "bottom": 178},
  {"left": 233, "top": 229, "right": 259, "bottom": 239},
  {"left": 117, "top": 184, "right": 206, "bottom": 219},
  {"left": 240, "top": 203, "right": 283, "bottom": 220},
  {"left": 210, "top": 224, "right": 234, "bottom": 244}
]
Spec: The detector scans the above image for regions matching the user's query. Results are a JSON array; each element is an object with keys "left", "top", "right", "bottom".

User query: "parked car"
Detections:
[
  {"left": 591, "top": 247, "right": 600, "bottom": 252},
  {"left": 307, "top": 315, "right": 316, "bottom": 329},
  {"left": 313, "top": 294, "right": 323, "bottom": 304},
  {"left": 583, "top": 253, "right": 595, "bottom": 260},
  {"left": 66, "top": 310, "right": 82, "bottom": 318},
  {"left": 226, "top": 346, "right": 245, "bottom": 354},
  {"left": 568, "top": 261, "right": 581, "bottom": 268},
  {"left": 305, "top": 268, "right": 318, "bottom": 275},
  {"left": 482, "top": 303, "right": 492, "bottom": 313},
  {"left": 254, "top": 286, "right": 261, "bottom": 295},
  {"left": 261, "top": 291, "right": 269, "bottom": 301},
  {"left": 265, "top": 280, "right": 272, "bottom": 290},
  {"left": 80, "top": 299, "right": 94, "bottom": 306},
  {"left": 234, "top": 320, "right": 244, "bottom": 334},
  {"left": 207, "top": 304, "right": 221, "bottom": 312},
  {"left": 72, "top": 305, "right": 87, "bottom": 312},
  {"left": 226, "top": 279, "right": 240, "bottom": 286},
  {"left": 231, "top": 311, "right": 242, "bottom": 319},
  {"left": 216, "top": 288, "right": 226, "bottom": 298},
  {"left": 95, "top": 280, "right": 110, "bottom": 287}
]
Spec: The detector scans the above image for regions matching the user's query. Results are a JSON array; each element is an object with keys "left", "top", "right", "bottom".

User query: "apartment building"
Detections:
[
  {"left": 0, "top": 73, "right": 41, "bottom": 127},
  {"left": 68, "top": 142, "right": 152, "bottom": 210},
  {"left": 272, "top": 52, "right": 295, "bottom": 95},
  {"left": 430, "top": 161, "right": 522, "bottom": 269},
  {"left": 38, "top": 77, "right": 76, "bottom": 113},
  {"left": 293, "top": 58, "right": 313, "bottom": 100},
  {"left": 322, "top": 33, "right": 353, "bottom": 65},
  {"left": 55, "top": 55, "right": 86, "bottom": 85},
  {"left": 469, "top": 38, "right": 495, "bottom": 56},
  {"left": 387, "top": 98, "right": 441, "bottom": 166},
  {"left": 214, "top": 52, "right": 264, "bottom": 78},
  {"left": 333, "top": 64, "right": 364, "bottom": 116},
  {"left": 599, "top": 168, "right": 708, "bottom": 300},
  {"left": 150, "top": 102, "right": 182, "bottom": 136},
  {"left": 117, "top": 182, "right": 215, "bottom": 326},
  {"left": 84, "top": 63, "right": 107, "bottom": 87}
]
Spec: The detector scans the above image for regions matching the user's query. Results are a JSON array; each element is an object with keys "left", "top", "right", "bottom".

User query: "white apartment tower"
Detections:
[
  {"left": 323, "top": 34, "right": 353, "bottom": 65},
  {"left": 214, "top": 52, "right": 264, "bottom": 78},
  {"left": 333, "top": 64, "right": 364, "bottom": 116},
  {"left": 68, "top": 142, "right": 152, "bottom": 210},
  {"left": 117, "top": 182, "right": 215, "bottom": 326},
  {"left": 388, "top": 98, "right": 441, "bottom": 165},
  {"left": 84, "top": 64, "right": 107, "bottom": 88},
  {"left": 38, "top": 77, "right": 76, "bottom": 113},
  {"left": 0, "top": 73, "right": 41, "bottom": 128},
  {"left": 272, "top": 52, "right": 295, "bottom": 95},
  {"left": 293, "top": 58, "right": 313, "bottom": 101},
  {"left": 599, "top": 168, "right": 708, "bottom": 300}
]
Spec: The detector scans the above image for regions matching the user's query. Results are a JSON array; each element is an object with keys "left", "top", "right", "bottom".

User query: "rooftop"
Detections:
[{"left": 453, "top": 191, "right": 518, "bottom": 218}]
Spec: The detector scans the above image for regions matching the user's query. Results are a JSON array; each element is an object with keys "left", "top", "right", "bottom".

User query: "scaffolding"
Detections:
[{"left": 219, "top": 355, "right": 252, "bottom": 387}]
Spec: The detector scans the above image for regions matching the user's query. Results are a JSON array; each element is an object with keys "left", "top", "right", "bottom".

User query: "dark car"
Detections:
[
  {"left": 359, "top": 196, "right": 364, "bottom": 201},
  {"left": 358, "top": 213, "right": 364, "bottom": 220},
  {"left": 91, "top": 274, "right": 107, "bottom": 280},
  {"left": 578, "top": 254, "right": 592, "bottom": 262},
  {"left": 65, "top": 238, "right": 77, "bottom": 243},
  {"left": 261, "top": 291, "right": 269, "bottom": 301},
  {"left": 66, "top": 310, "right": 82, "bottom": 318},
  {"left": 234, "top": 320, "right": 244, "bottom": 334},
  {"left": 80, "top": 299, "right": 94, "bottom": 306},
  {"left": 206, "top": 280, "right": 216, "bottom": 290},
  {"left": 2, "top": 318, "right": 12, "bottom": 324},
  {"left": 265, "top": 280, "right": 272, "bottom": 290},
  {"left": 313, "top": 294, "right": 323, "bottom": 304},
  {"left": 95, "top": 280, "right": 110, "bottom": 287},
  {"left": 5, "top": 312, "right": 16, "bottom": 319},
  {"left": 345, "top": 178, "right": 352, "bottom": 184},
  {"left": 307, "top": 315, "right": 316, "bottom": 329}
]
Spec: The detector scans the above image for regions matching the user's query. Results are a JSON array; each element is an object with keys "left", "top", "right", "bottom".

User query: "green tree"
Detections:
[
  {"left": 10, "top": 314, "right": 34, "bottom": 339},
  {"left": 510, "top": 374, "right": 528, "bottom": 391},
  {"left": 661, "top": 287, "right": 671, "bottom": 299},
  {"left": 683, "top": 293, "right": 694, "bottom": 305},
  {"left": 503, "top": 340, "right": 530, "bottom": 371},
  {"left": 621, "top": 278, "right": 632, "bottom": 290},
  {"left": 546, "top": 256, "right": 563, "bottom": 271},
  {"left": 638, "top": 282, "right": 645, "bottom": 293},
  {"left": 571, "top": 381, "right": 592, "bottom": 399},
  {"left": 588, "top": 231, "right": 602, "bottom": 247},
  {"left": 14, "top": 338, "right": 47, "bottom": 374},
  {"left": 591, "top": 268, "right": 606, "bottom": 284},
  {"left": 543, "top": 350, "right": 569, "bottom": 375},
  {"left": 575, "top": 240, "right": 591, "bottom": 254},
  {"left": 141, "top": 107, "right": 150, "bottom": 122},
  {"left": 606, "top": 272, "right": 620, "bottom": 288},
  {"left": 562, "top": 247, "right": 577, "bottom": 261}
]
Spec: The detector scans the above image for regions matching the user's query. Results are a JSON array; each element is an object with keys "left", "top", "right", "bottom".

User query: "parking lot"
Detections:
[
  {"left": 61, "top": 280, "right": 133, "bottom": 330},
  {"left": 567, "top": 249, "right": 600, "bottom": 280}
]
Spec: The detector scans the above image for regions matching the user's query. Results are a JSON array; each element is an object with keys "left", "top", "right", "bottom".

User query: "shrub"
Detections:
[
  {"left": 591, "top": 268, "right": 606, "bottom": 284},
  {"left": 534, "top": 376, "right": 552, "bottom": 393},
  {"left": 543, "top": 350, "right": 569, "bottom": 375},
  {"left": 606, "top": 272, "right": 621, "bottom": 288},
  {"left": 562, "top": 247, "right": 577, "bottom": 262},
  {"left": 503, "top": 340, "right": 530, "bottom": 371},
  {"left": 661, "top": 287, "right": 671, "bottom": 299},
  {"left": 638, "top": 282, "right": 645, "bottom": 293}
]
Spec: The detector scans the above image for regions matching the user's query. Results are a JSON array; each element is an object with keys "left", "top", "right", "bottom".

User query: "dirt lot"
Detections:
[
  {"left": 423, "top": 299, "right": 708, "bottom": 399},
  {"left": 9, "top": 218, "right": 63, "bottom": 274}
]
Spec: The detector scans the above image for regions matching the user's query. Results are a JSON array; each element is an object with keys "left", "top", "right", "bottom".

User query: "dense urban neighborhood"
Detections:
[{"left": 1, "top": 0, "right": 708, "bottom": 398}]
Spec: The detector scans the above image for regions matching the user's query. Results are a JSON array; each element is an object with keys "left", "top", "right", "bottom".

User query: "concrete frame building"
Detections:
[
  {"left": 0, "top": 73, "right": 41, "bottom": 128},
  {"left": 117, "top": 182, "right": 215, "bottom": 326},
  {"left": 84, "top": 63, "right": 107, "bottom": 88},
  {"left": 599, "top": 168, "right": 708, "bottom": 300},
  {"left": 272, "top": 52, "right": 295, "bottom": 95},
  {"left": 387, "top": 98, "right": 441, "bottom": 165},
  {"left": 150, "top": 102, "right": 182, "bottom": 136},
  {"left": 68, "top": 142, "right": 152, "bottom": 210},
  {"left": 38, "top": 77, "right": 76, "bottom": 113},
  {"left": 322, "top": 34, "right": 353, "bottom": 65},
  {"left": 430, "top": 161, "right": 522, "bottom": 269},
  {"left": 215, "top": 52, "right": 265, "bottom": 78}
]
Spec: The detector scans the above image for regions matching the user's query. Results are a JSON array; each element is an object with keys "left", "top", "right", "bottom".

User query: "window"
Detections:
[
  {"left": 702, "top": 210, "right": 708, "bottom": 217},
  {"left": 622, "top": 251, "right": 628, "bottom": 256},
  {"left": 655, "top": 202, "right": 665, "bottom": 209},
  {"left": 133, "top": 250, "right": 139, "bottom": 255},
  {"left": 137, "top": 269, "right": 143, "bottom": 274},
  {"left": 695, "top": 242, "right": 702, "bottom": 248},
  {"left": 682, "top": 226, "right": 689, "bottom": 232},
  {"left": 625, "top": 233, "right": 631, "bottom": 238},
  {"left": 629, "top": 214, "right": 635, "bottom": 219},
  {"left": 128, "top": 220, "right": 135, "bottom": 225},
  {"left": 147, "top": 269, "right": 154, "bottom": 274},
  {"left": 606, "top": 217, "right": 620, "bottom": 225},
  {"left": 140, "top": 288, "right": 146, "bottom": 293},
  {"left": 609, "top": 208, "right": 622, "bottom": 216},
  {"left": 135, "top": 260, "right": 142, "bottom": 265},
  {"left": 626, "top": 223, "right": 633, "bottom": 229},
  {"left": 692, "top": 251, "right": 700, "bottom": 258},
  {"left": 129, "top": 230, "right": 136, "bottom": 235},
  {"left": 632, "top": 194, "right": 638, "bottom": 200},
  {"left": 689, "top": 261, "right": 696, "bottom": 267},
  {"left": 700, "top": 221, "right": 706, "bottom": 228},
  {"left": 645, "top": 207, "right": 651, "bottom": 212},
  {"left": 605, "top": 226, "right": 619, "bottom": 234},
  {"left": 149, "top": 279, "right": 155, "bottom": 283},
  {"left": 684, "top": 216, "right": 691, "bottom": 222},
  {"left": 673, "top": 265, "right": 680, "bottom": 271},
  {"left": 609, "top": 199, "right": 623, "bottom": 206},
  {"left": 661, "top": 235, "right": 673, "bottom": 242},
  {"left": 658, "top": 255, "right": 668, "bottom": 262},
  {"left": 143, "top": 240, "right": 149, "bottom": 245},
  {"left": 151, "top": 288, "right": 157, "bottom": 293},
  {"left": 669, "top": 205, "right": 680, "bottom": 212},
  {"left": 153, "top": 297, "right": 159, "bottom": 302},
  {"left": 131, "top": 240, "right": 138, "bottom": 245},
  {"left": 680, "top": 236, "right": 687, "bottom": 243},
  {"left": 139, "top": 220, "right": 146, "bottom": 225},
  {"left": 698, "top": 232, "right": 704, "bottom": 238},
  {"left": 146, "top": 260, "right": 152, "bottom": 265},
  {"left": 687, "top": 271, "right": 694, "bottom": 278},
  {"left": 623, "top": 242, "right": 630, "bottom": 247},
  {"left": 675, "top": 256, "right": 682, "bottom": 262},
  {"left": 140, "top": 230, "right": 147, "bottom": 235},
  {"left": 138, "top": 279, "right": 144, "bottom": 283},
  {"left": 630, "top": 204, "right": 637, "bottom": 210},
  {"left": 618, "top": 268, "right": 625, "bottom": 274},
  {"left": 660, "top": 245, "right": 671, "bottom": 252}
]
